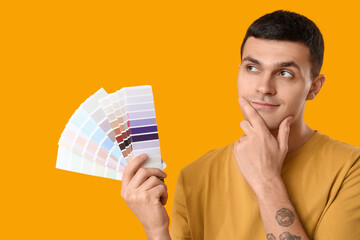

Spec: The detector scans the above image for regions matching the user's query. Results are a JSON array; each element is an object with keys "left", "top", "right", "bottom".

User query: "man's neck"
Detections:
[{"left": 270, "top": 120, "right": 315, "bottom": 154}]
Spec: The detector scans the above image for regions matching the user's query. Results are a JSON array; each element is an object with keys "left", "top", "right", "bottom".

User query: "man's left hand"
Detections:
[{"left": 234, "top": 97, "right": 292, "bottom": 194}]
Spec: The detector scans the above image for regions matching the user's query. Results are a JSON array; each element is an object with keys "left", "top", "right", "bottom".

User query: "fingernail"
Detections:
[{"left": 140, "top": 154, "right": 147, "bottom": 160}]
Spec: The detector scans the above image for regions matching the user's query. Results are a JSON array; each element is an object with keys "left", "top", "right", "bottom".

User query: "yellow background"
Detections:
[{"left": 2, "top": 0, "right": 359, "bottom": 239}]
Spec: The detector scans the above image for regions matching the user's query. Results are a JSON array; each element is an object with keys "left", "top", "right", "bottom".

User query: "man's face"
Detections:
[{"left": 238, "top": 37, "right": 314, "bottom": 130}]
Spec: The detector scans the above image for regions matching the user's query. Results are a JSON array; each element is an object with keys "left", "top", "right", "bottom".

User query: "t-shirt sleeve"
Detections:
[
  {"left": 170, "top": 171, "right": 192, "bottom": 240},
  {"left": 314, "top": 156, "right": 360, "bottom": 239}
]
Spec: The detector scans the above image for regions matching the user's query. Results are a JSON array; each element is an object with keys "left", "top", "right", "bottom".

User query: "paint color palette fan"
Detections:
[{"left": 56, "top": 85, "right": 166, "bottom": 180}]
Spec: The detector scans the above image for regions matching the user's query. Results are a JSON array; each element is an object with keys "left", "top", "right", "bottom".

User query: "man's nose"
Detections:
[{"left": 256, "top": 73, "right": 276, "bottom": 95}]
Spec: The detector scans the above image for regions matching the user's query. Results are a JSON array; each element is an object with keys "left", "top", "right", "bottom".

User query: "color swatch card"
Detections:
[
  {"left": 56, "top": 86, "right": 166, "bottom": 180},
  {"left": 117, "top": 86, "right": 162, "bottom": 169}
]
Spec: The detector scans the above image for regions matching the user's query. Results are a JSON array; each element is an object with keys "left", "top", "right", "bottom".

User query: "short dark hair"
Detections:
[{"left": 240, "top": 10, "right": 324, "bottom": 78}]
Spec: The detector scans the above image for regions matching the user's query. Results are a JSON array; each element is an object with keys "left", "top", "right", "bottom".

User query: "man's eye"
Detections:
[
  {"left": 247, "top": 66, "right": 258, "bottom": 72},
  {"left": 280, "top": 70, "right": 293, "bottom": 78}
]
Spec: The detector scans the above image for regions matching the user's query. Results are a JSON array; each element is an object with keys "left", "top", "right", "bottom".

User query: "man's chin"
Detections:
[
  {"left": 242, "top": 110, "right": 283, "bottom": 131},
  {"left": 262, "top": 119, "right": 282, "bottom": 131}
]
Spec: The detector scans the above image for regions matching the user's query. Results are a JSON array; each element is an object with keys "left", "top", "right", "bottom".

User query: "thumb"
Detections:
[{"left": 277, "top": 116, "right": 293, "bottom": 152}]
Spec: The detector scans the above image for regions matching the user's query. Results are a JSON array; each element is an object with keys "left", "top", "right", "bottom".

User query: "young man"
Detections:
[{"left": 121, "top": 10, "right": 360, "bottom": 239}]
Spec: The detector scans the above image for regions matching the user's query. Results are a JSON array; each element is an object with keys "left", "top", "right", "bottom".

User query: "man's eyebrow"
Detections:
[
  {"left": 278, "top": 61, "right": 301, "bottom": 71},
  {"left": 242, "top": 56, "right": 260, "bottom": 65}
]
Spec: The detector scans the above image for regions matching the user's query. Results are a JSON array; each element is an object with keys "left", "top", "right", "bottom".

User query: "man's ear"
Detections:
[{"left": 306, "top": 74, "right": 326, "bottom": 100}]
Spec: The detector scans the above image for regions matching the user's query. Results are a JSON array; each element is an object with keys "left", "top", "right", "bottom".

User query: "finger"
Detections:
[
  {"left": 122, "top": 154, "right": 148, "bottom": 186},
  {"left": 138, "top": 175, "right": 167, "bottom": 191},
  {"left": 277, "top": 116, "right": 293, "bottom": 152},
  {"left": 240, "top": 120, "right": 253, "bottom": 136},
  {"left": 239, "top": 97, "right": 268, "bottom": 132},
  {"left": 239, "top": 135, "right": 247, "bottom": 142},
  {"left": 138, "top": 176, "right": 163, "bottom": 191},
  {"left": 161, "top": 188, "right": 168, "bottom": 205},
  {"left": 128, "top": 168, "right": 167, "bottom": 189},
  {"left": 149, "top": 184, "right": 168, "bottom": 206}
]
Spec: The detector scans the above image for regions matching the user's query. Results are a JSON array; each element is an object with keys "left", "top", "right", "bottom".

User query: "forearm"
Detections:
[{"left": 255, "top": 177, "right": 309, "bottom": 240}]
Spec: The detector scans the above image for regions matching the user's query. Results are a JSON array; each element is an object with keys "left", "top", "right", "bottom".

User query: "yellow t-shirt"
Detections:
[{"left": 170, "top": 131, "right": 360, "bottom": 239}]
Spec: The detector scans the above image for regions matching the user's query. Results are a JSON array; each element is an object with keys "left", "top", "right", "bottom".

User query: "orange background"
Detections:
[{"left": 2, "top": 0, "right": 360, "bottom": 239}]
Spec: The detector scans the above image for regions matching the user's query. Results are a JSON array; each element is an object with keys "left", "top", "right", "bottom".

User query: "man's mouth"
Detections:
[{"left": 250, "top": 101, "right": 280, "bottom": 109}]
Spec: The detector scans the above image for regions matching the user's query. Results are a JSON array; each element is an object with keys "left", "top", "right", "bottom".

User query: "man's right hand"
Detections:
[{"left": 121, "top": 154, "right": 171, "bottom": 240}]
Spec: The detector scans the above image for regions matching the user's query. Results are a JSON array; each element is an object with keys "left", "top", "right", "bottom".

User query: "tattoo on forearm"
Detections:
[
  {"left": 279, "top": 232, "right": 301, "bottom": 240},
  {"left": 275, "top": 208, "right": 295, "bottom": 227},
  {"left": 267, "top": 233, "right": 276, "bottom": 240}
]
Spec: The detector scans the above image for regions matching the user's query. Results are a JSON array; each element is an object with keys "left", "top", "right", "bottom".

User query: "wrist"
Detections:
[
  {"left": 253, "top": 176, "right": 287, "bottom": 201},
  {"left": 146, "top": 226, "right": 171, "bottom": 240}
]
